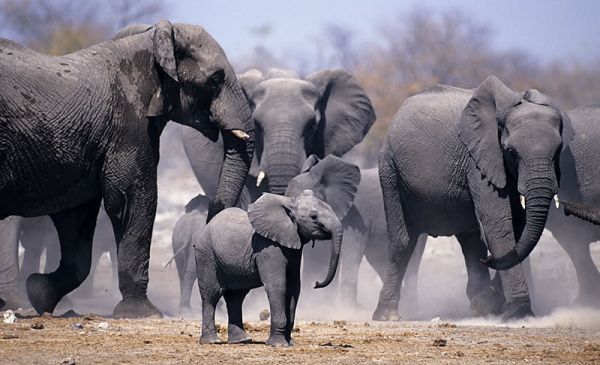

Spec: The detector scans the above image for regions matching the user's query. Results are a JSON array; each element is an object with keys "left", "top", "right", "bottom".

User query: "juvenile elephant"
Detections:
[
  {"left": 195, "top": 155, "right": 360, "bottom": 346},
  {"left": 0, "top": 20, "right": 254, "bottom": 317},
  {"left": 195, "top": 191, "right": 344, "bottom": 346},
  {"left": 181, "top": 68, "right": 375, "bottom": 200},
  {"left": 374, "top": 76, "right": 571, "bottom": 321}
]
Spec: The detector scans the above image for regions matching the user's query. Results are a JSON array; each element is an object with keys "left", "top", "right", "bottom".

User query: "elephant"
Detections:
[
  {"left": 373, "top": 76, "right": 571, "bottom": 321},
  {"left": 0, "top": 20, "right": 254, "bottom": 318},
  {"left": 301, "top": 165, "right": 427, "bottom": 309},
  {"left": 0, "top": 216, "right": 21, "bottom": 309},
  {"left": 172, "top": 155, "right": 360, "bottom": 317},
  {"left": 181, "top": 68, "right": 375, "bottom": 201},
  {"left": 541, "top": 105, "right": 600, "bottom": 306},
  {"left": 195, "top": 188, "right": 351, "bottom": 346}
]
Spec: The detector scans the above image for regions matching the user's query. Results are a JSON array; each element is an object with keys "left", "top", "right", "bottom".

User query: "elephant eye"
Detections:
[{"left": 207, "top": 70, "right": 224, "bottom": 92}]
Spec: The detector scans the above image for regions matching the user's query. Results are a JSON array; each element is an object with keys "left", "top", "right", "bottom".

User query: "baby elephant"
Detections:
[{"left": 195, "top": 190, "right": 344, "bottom": 346}]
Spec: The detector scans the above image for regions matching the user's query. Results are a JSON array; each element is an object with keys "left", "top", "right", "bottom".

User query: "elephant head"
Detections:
[
  {"left": 248, "top": 191, "right": 344, "bottom": 288},
  {"left": 459, "top": 75, "right": 573, "bottom": 270},
  {"left": 114, "top": 21, "right": 254, "bottom": 220},
  {"left": 182, "top": 68, "right": 374, "bottom": 198}
]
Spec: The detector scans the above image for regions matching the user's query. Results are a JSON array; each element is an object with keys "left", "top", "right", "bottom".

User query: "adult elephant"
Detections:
[
  {"left": 543, "top": 105, "right": 600, "bottom": 306},
  {"left": 0, "top": 20, "right": 254, "bottom": 317},
  {"left": 181, "top": 68, "right": 375, "bottom": 198},
  {"left": 374, "top": 76, "right": 571, "bottom": 321}
]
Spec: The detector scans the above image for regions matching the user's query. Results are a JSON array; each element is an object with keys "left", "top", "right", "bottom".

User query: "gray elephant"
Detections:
[
  {"left": 374, "top": 76, "right": 571, "bottom": 321},
  {"left": 301, "top": 164, "right": 427, "bottom": 309},
  {"left": 181, "top": 68, "right": 375, "bottom": 200},
  {"left": 0, "top": 20, "right": 254, "bottom": 317},
  {"left": 195, "top": 186, "right": 352, "bottom": 347},
  {"left": 542, "top": 105, "right": 600, "bottom": 306}
]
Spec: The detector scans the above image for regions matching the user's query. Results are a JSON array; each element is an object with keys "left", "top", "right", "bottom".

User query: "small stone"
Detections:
[
  {"left": 61, "top": 357, "right": 76, "bottom": 365},
  {"left": 438, "top": 322, "right": 457, "bottom": 328},
  {"left": 71, "top": 323, "right": 84, "bottom": 330},
  {"left": 97, "top": 322, "right": 109, "bottom": 330},
  {"left": 433, "top": 338, "right": 447, "bottom": 347},
  {"left": 31, "top": 322, "right": 44, "bottom": 330},
  {"left": 430, "top": 317, "right": 441, "bottom": 323},
  {"left": 259, "top": 309, "right": 270, "bottom": 321},
  {"left": 2, "top": 334, "right": 19, "bottom": 339},
  {"left": 3, "top": 310, "right": 16, "bottom": 324},
  {"left": 144, "top": 339, "right": 152, "bottom": 344},
  {"left": 455, "top": 350, "right": 465, "bottom": 357}
]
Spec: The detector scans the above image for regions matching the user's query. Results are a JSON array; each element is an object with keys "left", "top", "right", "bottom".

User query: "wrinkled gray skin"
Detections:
[
  {"left": 544, "top": 105, "right": 600, "bottom": 306},
  {"left": 302, "top": 166, "right": 426, "bottom": 309},
  {"left": 194, "top": 191, "right": 345, "bottom": 347},
  {"left": 181, "top": 68, "right": 375, "bottom": 200},
  {"left": 0, "top": 20, "right": 254, "bottom": 317},
  {"left": 173, "top": 155, "right": 360, "bottom": 317},
  {"left": 374, "top": 76, "right": 570, "bottom": 321}
]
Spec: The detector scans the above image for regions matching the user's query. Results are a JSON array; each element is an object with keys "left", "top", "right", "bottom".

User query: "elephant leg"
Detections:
[
  {"left": 373, "top": 157, "right": 415, "bottom": 321},
  {"left": 401, "top": 234, "right": 426, "bottom": 311},
  {"left": 559, "top": 238, "right": 600, "bottom": 306},
  {"left": 104, "top": 178, "right": 162, "bottom": 319},
  {"left": 224, "top": 289, "right": 251, "bottom": 344},
  {"left": 0, "top": 216, "right": 21, "bottom": 309},
  {"left": 26, "top": 199, "right": 101, "bottom": 315},
  {"left": 195, "top": 253, "right": 223, "bottom": 344},
  {"left": 338, "top": 226, "right": 365, "bottom": 307},
  {"left": 286, "top": 257, "right": 301, "bottom": 345},
  {"left": 179, "top": 245, "right": 197, "bottom": 316},
  {"left": 456, "top": 232, "right": 503, "bottom": 316},
  {"left": 259, "top": 256, "right": 290, "bottom": 347}
]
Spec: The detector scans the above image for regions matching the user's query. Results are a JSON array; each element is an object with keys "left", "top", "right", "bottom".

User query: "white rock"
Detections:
[
  {"left": 97, "top": 322, "right": 109, "bottom": 330},
  {"left": 3, "top": 310, "right": 16, "bottom": 324}
]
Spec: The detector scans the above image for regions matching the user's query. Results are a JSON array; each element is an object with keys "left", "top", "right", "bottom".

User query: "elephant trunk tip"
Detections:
[
  {"left": 313, "top": 280, "right": 326, "bottom": 289},
  {"left": 480, "top": 250, "right": 520, "bottom": 270}
]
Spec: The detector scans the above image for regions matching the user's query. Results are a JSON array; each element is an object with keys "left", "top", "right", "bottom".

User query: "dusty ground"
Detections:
[{"left": 1, "top": 313, "right": 600, "bottom": 364}]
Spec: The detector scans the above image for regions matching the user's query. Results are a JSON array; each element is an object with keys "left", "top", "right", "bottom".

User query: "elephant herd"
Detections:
[{"left": 1, "top": 20, "right": 599, "bottom": 347}]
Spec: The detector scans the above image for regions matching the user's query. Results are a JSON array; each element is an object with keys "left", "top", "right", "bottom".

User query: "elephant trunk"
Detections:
[
  {"left": 562, "top": 201, "right": 600, "bottom": 225},
  {"left": 314, "top": 218, "right": 343, "bottom": 289},
  {"left": 483, "top": 158, "right": 557, "bottom": 270},
  {"left": 207, "top": 80, "right": 255, "bottom": 221},
  {"left": 263, "top": 132, "right": 304, "bottom": 195}
]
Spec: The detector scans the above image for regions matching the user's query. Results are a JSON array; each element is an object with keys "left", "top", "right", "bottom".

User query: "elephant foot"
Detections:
[
  {"left": 502, "top": 298, "right": 534, "bottom": 322},
  {"left": 113, "top": 297, "right": 163, "bottom": 319},
  {"left": 26, "top": 273, "right": 62, "bottom": 315},
  {"left": 266, "top": 334, "right": 290, "bottom": 347},
  {"left": 227, "top": 326, "right": 252, "bottom": 344},
  {"left": 470, "top": 287, "right": 504, "bottom": 317},
  {"left": 200, "top": 332, "right": 222, "bottom": 344},
  {"left": 574, "top": 289, "right": 600, "bottom": 308},
  {"left": 179, "top": 304, "right": 193, "bottom": 318},
  {"left": 372, "top": 302, "right": 401, "bottom": 321},
  {"left": 0, "top": 291, "right": 20, "bottom": 310}
]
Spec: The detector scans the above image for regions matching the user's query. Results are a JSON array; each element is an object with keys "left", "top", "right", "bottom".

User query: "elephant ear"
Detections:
[
  {"left": 286, "top": 155, "right": 360, "bottom": 220},
  {"left": 238, "top": 69, "right": 265, "bottom": 103},
  {"left": 524, "top": 89, "right": 574, "bottom": 151},
  {"left": 458, "top": 75, "right": 522, "bottom": 189},
  {"left": 248, "top": 193, "right": 301, "bottom": 249},
  {"left": 146, "top": 20, "right": 180, "bottom": 117},
  {"left": 306, "top": 69, "right": 376, "bottom": 157},
  {"left": 112, "top": 24, "right": 152, "bottom": 40}
]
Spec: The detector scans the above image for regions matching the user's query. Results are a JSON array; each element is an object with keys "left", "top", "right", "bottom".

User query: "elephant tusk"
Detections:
[
  {"left": 520, "top": 195, "right": 526, "bottom": 209},
  {"left": 231, "top": 129, "right": 250, "bottom": 140},
  {"left": 256, "top": 170, "right": 266, "bottom": 187},
  {"left": 554, "top": 194, "right": 560, "bottom": 208}
]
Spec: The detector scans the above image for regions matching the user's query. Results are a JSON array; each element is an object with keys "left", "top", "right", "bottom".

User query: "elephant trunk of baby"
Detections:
[
  {"left": 207, "top": 81, "right": 255, "bottom": 221},
  {"left": 263, "top": 132, "right": 304, "bottom": 195},
  {"left": 484, "top": 158, "right": 557, "bottom": 270},
  {"left": 314, "top": 219, "right": 343, "bottom": 289}
]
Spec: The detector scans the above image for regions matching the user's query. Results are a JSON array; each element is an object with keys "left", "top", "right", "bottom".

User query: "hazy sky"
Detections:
[{"left": 164, "top": 0, "right": 600, "bottom": 63}]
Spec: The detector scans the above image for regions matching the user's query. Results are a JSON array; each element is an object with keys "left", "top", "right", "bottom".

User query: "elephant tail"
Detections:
[{"left": 164, "top": 242, "right": 190, "bottom": 268}]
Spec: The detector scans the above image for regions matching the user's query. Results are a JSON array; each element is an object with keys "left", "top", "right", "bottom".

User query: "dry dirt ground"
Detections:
[{"left": 1, "top": 313, "right": 600, "bottom": 364}]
